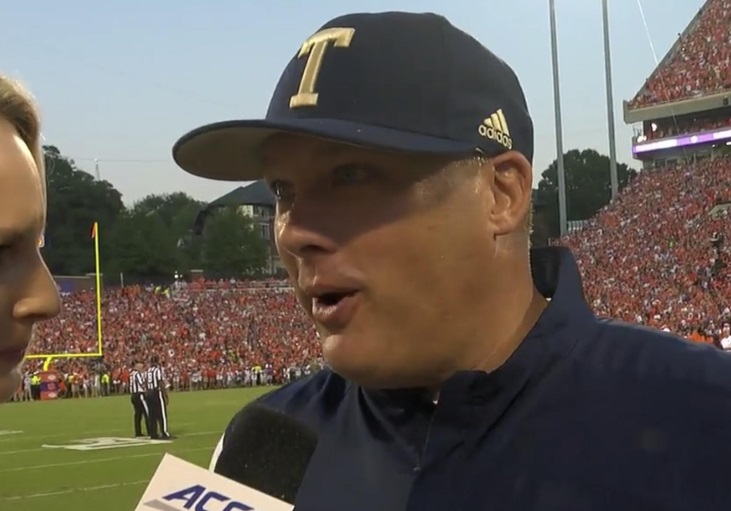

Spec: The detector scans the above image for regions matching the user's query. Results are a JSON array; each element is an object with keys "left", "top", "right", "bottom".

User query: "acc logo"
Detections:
[{"left": 145, "top": 484, "right": 253, "bottom": 511}]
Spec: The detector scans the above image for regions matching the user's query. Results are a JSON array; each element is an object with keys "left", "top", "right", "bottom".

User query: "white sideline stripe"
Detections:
[
  {"left": 0, "top": 426, "right": 210, "bottom": 455},
  {"left": 0, "top": 446, "right": 211, "bottom": 472},
  {"left": 3, "top": 480, "right": 148, "bottom": 501}
]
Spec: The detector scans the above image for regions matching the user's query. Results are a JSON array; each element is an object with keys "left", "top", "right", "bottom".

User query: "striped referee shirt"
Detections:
[
  {"left": 147, "top": 366, "right": 164, "bottom": 391},
  {"left": 130, "top": 370, "right": 146, "bottom": 394}
]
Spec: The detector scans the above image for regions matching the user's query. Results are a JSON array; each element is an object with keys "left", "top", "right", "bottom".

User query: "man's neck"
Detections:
[
  {"left": 462, "top": 281, "right": 548, "bottom": 376},
  {"left": 427, "top": 283, "right": 548, "bottom": 401}
]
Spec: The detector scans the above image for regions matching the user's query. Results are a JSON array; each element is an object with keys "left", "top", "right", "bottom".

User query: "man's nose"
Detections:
[{"left": 276, "top": 201, "right": 339, "bottom": 260}]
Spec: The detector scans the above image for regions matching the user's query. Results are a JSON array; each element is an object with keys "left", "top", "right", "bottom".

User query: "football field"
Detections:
[{"left": 0, "top": 387, "right": 273, "bottom": 511}]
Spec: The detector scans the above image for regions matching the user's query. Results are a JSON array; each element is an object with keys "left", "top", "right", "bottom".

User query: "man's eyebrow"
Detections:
[{"left": 260, "top": 137, "right": 353, "bottom": 168}]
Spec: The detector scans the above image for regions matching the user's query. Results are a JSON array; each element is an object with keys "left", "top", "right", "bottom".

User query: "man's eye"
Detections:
[{"left": 332, "top": 164, "right": 375, "bottom": 186}]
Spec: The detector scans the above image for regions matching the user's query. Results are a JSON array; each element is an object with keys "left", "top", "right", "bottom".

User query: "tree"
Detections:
[
  {"left": 43, "top": 146, "right": 125, "bottom": 275},
  {"left": 108, "top": 207, "right": 179, "bottom": 281},
  {"left": 202, "top": 207, "right": 270, "bottom": 278},
  {"left": 131, "top": 192, "right": 205, "bottom": 273},
  {"left": 39, "top": 146, "right": 272, "bottom": 281},
  {"left": 535, "top": 149, "right": 637, "bottom": 238}
]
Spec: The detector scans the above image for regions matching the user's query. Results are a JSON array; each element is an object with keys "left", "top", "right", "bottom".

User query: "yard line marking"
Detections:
[
  {"left": 0, "top": 430, "right": 220, "bottom": 455},
  {"left": 0, "top": 422, "right": 195, "bottom": 444},
  {"left": 0, "top": 446, "right": 211, "bottom": 472},
  {"left": 3, "top": 480, "right": 148, "bottom": 500},
  {"left": 0, "top": 428, "right": 126, "bottom": 443}
]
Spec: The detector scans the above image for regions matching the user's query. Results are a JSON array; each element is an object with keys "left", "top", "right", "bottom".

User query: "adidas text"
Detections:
[{"left": 478, "top": 109, "right": 513, "bottom": 150}]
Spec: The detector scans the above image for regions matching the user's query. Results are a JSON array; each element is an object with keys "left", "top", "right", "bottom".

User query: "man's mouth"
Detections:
[
  {"left": 309, "top": 290, "right": 360, "bottom": 331},
  {"left": 314, "top": 292, "right": 354, "bottom": 307}
]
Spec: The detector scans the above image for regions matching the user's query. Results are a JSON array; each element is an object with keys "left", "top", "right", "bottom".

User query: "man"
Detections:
[
  {"left": 129, "top": 361, "right": 150, "bottom": 438},
  {"left": 174, "top": 11, "right": 731, "bottom": 510},
  {"left": 719, "top": 323, "right": 731, "bottom": 351},
  {"left": 145, "top": 356, "right": 171, "bottom": 440}
]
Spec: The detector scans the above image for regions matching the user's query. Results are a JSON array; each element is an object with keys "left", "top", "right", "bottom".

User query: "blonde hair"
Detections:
[{"left": 0, "top": 76, "right": 45, "bottom": 196}]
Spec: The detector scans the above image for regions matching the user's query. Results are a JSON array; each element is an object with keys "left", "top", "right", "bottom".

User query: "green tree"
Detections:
[
  {"left": 108, "top": 207, "right": 178, "bottom": 281},
  {"left": 535, "top": 149, "right": 637, "bottom": 237},
  {"left": 202, "top": 207, "right": 269, "bottom": 278},
  {"left": 131, "top": 192, "right": 205, "bottom": 272},
  {"left": 43, "top": 146, "right": 125, "bottom": 275}
]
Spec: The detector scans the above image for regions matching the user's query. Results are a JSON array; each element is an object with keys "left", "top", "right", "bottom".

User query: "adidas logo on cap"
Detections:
[{"left": 478, "top": 109, "right": 512, "bottom": 150}]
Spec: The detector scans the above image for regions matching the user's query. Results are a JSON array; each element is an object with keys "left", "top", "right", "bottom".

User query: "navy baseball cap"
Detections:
[{"left": 173, "top": 11, "right": 533, "bottom": 182}]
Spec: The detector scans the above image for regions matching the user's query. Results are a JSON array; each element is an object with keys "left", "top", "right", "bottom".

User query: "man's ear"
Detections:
[{"left": 486, "top": 151, "right": 533, "bottom": 236}]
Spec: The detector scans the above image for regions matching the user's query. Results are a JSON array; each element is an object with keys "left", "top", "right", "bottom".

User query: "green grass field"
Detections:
[{"left": 0, "top": 388, "right": 273, "bottom": 510}]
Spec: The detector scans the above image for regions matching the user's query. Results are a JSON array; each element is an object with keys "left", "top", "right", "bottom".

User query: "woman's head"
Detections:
[{"left": 0, "top": 76, "right": 61, "bottom": 402}]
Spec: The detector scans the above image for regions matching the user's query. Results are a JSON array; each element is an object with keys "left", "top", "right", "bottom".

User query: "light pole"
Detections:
[
  {"left": 602, "top": 0, "right": 620, "bottom": 199},
  {"left": 549, "top": 0, "right": 568, "bottom": 236}
]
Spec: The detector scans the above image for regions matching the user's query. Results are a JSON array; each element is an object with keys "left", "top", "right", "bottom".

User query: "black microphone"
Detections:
[{"left": 213, "top": 403, "right": 319, "bottom": 504}]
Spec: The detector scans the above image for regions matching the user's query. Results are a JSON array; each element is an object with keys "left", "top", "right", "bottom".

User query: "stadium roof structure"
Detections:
[
  {"left": 208, "top": 180, "right": 275, "bottom": 208},
  {"left": 191, "top": 181, "right": 274, "bottom": 236}
]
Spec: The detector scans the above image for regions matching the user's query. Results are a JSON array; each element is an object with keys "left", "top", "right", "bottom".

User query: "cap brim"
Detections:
[{"left": 172, "top": 118, "right": 475, "bottom": 182}]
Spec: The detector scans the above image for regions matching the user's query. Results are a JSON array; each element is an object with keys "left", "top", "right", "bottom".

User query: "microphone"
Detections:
[
  {"left": 134, "top": 404, "right": 318, "bottom": 510},
  {"left": 214, "top": 403, "right": 319, "bottom": 503}
]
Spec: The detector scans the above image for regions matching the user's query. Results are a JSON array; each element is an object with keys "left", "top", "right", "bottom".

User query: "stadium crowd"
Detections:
[
  {"left": 18, "top": 281, "right": 321, "bottom": 399},
  {"left": 562, "top": 154, "right": 731, "bottom": 345},
  {"left": 629, "top": 0, "right": 731, "bottom": 108}
]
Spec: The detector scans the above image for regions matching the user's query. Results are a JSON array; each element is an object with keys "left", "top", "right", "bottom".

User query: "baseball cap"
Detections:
[{"left": 173, "top": 11, "right": 534, "bottom": 182}]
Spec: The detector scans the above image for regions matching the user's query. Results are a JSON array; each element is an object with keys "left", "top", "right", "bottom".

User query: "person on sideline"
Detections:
[
  {"left": 0, "top": 76, "right": 61, "bottom": 404},
  {"left": 174, "top": 12, "right": 731, "bottom": 510}
]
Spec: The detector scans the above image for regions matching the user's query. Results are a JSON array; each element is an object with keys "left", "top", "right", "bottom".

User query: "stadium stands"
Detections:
[
  {"left": 562, "top": 154, "right": 731, "bottom": 342},
  {"left": 629, "top": 0, "right": 731, "bottom": 108},
  {"left": 23, "top": 280, "right": 319, "bottom": 395}
]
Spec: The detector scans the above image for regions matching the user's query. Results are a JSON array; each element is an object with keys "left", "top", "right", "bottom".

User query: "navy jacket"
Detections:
[{"left": 214, "top": 246, "right": 731, "bottom": 510}]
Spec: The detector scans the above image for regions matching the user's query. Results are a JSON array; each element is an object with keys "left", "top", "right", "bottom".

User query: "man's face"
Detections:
[
  {"left": 263, "top": 135, "right": 526, "bottom": 389},
  {"left": 0, "top": 118, "right": 61, "bottom": 402}
]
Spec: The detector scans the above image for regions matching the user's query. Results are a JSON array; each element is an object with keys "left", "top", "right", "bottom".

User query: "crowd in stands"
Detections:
[
  {"left": 629, "top": 0, "right": 731, "bottom": 108},
  {"left": 562, "top": 153, "right": 731, "bottom": 344},
  {"left": 640, "top": 115, "right": 731, "bottom": 141},
  {"left": 21, "top": 280, "right": 321, "bottom": 398}
]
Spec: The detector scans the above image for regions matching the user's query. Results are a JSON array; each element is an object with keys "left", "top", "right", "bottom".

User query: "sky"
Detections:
[{"left": 0, "top": 0, "right": 703, "bottom": 205}]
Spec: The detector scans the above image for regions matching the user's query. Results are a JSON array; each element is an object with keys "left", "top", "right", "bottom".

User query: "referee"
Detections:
[
  {"left": 145, "top": 356, "right": 171, "bottom": 440},
  {"left": 129, "top": 362, "right": 150, "bottom": 438}
]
